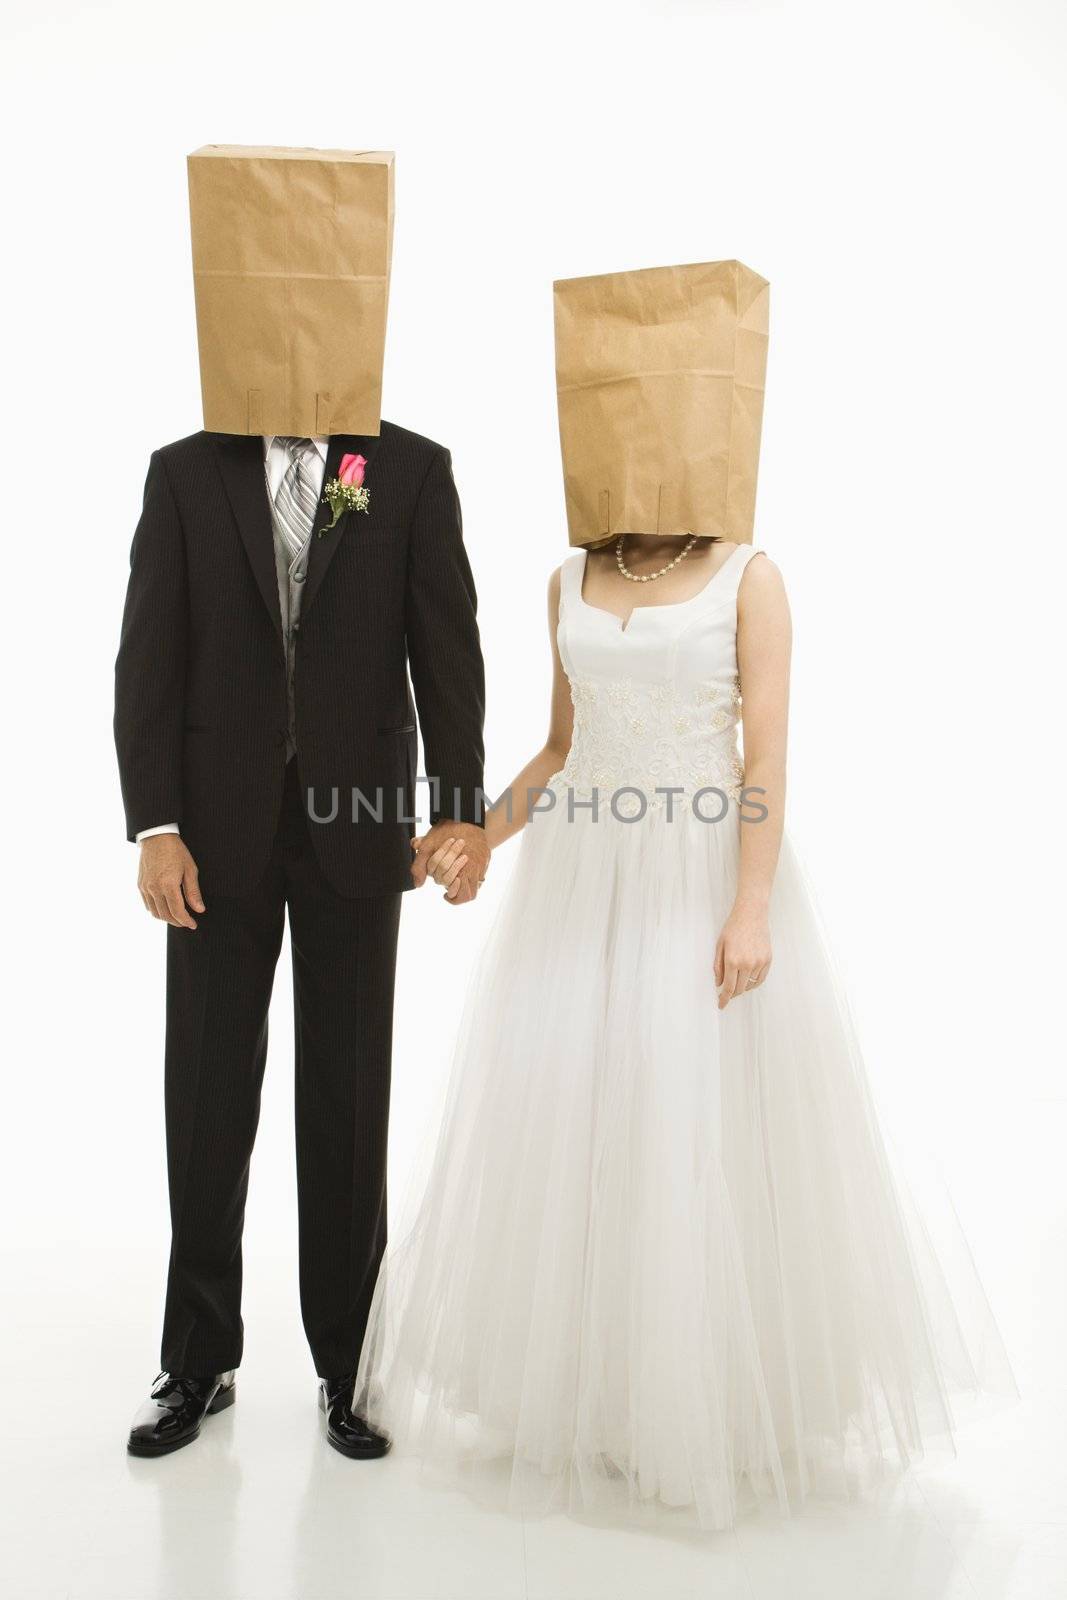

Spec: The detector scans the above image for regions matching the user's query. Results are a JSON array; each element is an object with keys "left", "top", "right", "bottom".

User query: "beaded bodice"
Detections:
[{"left": 551, "top": 546, "right": 760, "bottom": 815}]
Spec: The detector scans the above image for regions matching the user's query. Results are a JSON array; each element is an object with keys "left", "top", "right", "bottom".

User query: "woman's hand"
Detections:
[
  {"left": 714, "top": 904, "right": 772, "bottom": 1009},
  {"left": 411, "top": 833, "right": 486, "bottom": 902}
]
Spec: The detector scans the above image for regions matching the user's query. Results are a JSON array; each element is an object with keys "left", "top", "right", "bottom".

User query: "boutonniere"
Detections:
[{"left": 320, "top": 453, "right": 370, "bottom": 536}]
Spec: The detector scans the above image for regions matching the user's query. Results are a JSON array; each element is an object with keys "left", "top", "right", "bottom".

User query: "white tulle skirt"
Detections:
[{"left": 355, "top": 800, "right": 1012, "bottom": 1531}]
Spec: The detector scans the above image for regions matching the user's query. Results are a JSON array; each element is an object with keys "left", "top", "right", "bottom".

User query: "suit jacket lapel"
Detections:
[
  {"left": 302, "top": 431, "right": 385, "bottom": 616},
  {"left": 211, "top": 434, "right": 284, "bottom": 648}
]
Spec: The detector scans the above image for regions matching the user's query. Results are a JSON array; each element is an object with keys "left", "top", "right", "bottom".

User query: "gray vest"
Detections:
[{"left": 271, "top": 519, "right": 311, "bottom": 761}]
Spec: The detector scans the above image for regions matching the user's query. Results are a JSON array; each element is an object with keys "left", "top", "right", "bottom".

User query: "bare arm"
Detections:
[
  {"left": 482, "top": 568, "right": 574, "bottom": 849},
  {"left": 715, "top": 555, "right": 792, "bottom": 1006},
  {"left": 420, "top": 567, "right": 573, "bottom": 886},
  {"left": 413, "top": 568, "right": 573, "bottom": 897}
]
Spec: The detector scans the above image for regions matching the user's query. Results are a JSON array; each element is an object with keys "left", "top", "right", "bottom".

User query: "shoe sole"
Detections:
[
  {"left": 324, "top": 1430, "right": 391, "bottom": 1460},
  {"left": 127, "top": 1382, "right": 236, "bottom": 1458}
]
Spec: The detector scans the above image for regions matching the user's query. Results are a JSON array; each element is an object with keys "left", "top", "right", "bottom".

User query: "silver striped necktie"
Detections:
[{"left": 271, "top": 437, "right": 320, "bottom": 563}]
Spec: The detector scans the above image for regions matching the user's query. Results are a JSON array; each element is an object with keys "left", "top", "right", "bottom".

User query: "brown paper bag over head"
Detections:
[
  {"left": 554, "top": 260, "right": 769, "bottom": 548},
  {"left": 187, "top": 146, "right": 394, "bottom": 436}
]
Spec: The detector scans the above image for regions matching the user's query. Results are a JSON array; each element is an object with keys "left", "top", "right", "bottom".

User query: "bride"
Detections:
[{"left": 353, "top": 526, "right": 1008, "bottom": 1530}]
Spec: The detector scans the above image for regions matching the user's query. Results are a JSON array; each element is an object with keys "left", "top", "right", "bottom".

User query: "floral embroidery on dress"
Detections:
[{"left": 553, "top": 676, "right": 745, "bottom": 810}]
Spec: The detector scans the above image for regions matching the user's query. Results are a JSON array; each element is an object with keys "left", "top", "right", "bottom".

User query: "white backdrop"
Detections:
[{"left": 2, "top": 0, "right": 1064, "bottom": 1427}]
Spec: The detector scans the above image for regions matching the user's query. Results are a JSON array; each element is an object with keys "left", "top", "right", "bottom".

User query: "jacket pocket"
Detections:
[{"left": 377, "top": 722, "right": 416, "bottom": 736}]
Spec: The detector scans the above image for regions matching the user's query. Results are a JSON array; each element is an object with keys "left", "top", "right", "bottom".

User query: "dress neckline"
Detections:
[{"left": 577, "top": 543, "right": 747, "bottom": 634}]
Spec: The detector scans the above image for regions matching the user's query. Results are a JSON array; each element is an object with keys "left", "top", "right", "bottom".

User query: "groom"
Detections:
[{"left": 114, "top": 148, "right": 488, "bottom": 1459}]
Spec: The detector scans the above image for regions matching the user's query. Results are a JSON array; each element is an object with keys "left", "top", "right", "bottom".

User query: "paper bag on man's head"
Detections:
[
  {"left": 553, "top": 260, "right": 769, "bottom": 548},
  {"left": 187, "top": 146, "right": 394, "bottom": 437}
]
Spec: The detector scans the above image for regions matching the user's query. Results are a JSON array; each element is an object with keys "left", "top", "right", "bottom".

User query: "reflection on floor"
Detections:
[{"left": 1, "top": 1102, "right": 1061, "bottom": 1600}]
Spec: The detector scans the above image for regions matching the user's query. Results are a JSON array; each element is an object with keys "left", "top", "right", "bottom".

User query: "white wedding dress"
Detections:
[{"left": 356, "top": 544, "right": 1010, "bottom": 1530}]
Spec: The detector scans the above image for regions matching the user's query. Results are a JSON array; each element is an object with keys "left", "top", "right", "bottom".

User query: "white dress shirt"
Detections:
[{"left": 135, "top": 436, "right": 330, "bottom": 843}]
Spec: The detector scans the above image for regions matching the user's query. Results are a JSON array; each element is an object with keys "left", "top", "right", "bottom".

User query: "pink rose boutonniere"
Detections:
[{"left": 320, "top": 453, "right": 370, "bottom": 536}]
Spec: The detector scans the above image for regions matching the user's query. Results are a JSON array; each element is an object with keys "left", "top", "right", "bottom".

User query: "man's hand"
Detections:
[
  {"left": 138, "top": 835, "right": 205, "bottom": 929},
  {"left": 410, "top": 821, "right": 490, "bottom": 905}
]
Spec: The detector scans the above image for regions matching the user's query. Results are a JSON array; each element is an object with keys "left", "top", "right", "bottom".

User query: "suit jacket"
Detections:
[{"left": 114, "top": 424, "right": 486, "bottom": 898}]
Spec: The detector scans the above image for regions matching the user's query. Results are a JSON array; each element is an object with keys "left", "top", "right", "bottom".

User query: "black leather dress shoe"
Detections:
[
  {"left": 127, "top": 1370, "right": 236, "bottom": 1457},
  {"left": 319, "top": 1374, "right": 390, "bottom": 1459}
]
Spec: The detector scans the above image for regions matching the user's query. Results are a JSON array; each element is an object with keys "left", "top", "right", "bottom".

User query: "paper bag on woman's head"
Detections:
[
  {"left": 553, "top": 260, "right": 769, "bottom": 548},
  {"left": 187, "top": 146, "right": 394, "bottom": 437}
]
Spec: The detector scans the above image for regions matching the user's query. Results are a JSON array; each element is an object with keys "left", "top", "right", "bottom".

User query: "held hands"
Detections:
[
  {"left": 138, "top": 835, "right": 205, "bottom": 930},
  {"left": 714, "top": 903, "right": 772, "bottom": 1009},
  {"left": 411, "top": 821, "right": 491, "bottom": 905}
]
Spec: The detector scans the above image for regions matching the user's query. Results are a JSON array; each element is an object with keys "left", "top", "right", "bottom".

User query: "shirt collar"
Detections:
[{"left": 263, "top": 435, "right": 329, "bottom": 462}]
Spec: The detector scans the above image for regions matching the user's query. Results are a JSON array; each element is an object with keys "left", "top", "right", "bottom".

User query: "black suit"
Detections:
[
  {"left": 115, "top": 424, "right": 485, "bottom": 1377},
  {"left": 116, "top": 426, "right": 485, "bottom": 897}
]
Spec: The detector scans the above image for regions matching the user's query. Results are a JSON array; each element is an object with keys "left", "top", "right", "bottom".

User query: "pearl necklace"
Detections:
[{"left": 615, "top": 533, "right": 698, "bottom": 583}]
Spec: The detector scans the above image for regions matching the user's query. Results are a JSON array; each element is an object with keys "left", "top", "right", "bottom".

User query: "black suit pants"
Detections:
[{"left": 161, "top": 761, "right": 402, "bottom": 1378}]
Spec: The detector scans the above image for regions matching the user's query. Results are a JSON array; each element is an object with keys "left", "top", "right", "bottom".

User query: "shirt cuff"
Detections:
[{"left": 135, "top": 824, "right": 180, "bottom": 842}]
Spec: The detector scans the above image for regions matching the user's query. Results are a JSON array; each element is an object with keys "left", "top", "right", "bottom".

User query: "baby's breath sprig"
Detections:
[{"left": 320, "top": 477, "right": 370, "bottom": 537}]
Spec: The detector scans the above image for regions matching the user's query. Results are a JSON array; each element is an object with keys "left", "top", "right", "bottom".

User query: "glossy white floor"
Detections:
[{"left": 1, "top": 1099, "right": 1061, "bottom": 1600}]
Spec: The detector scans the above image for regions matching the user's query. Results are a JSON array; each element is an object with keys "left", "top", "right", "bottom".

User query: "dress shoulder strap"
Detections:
[
  {"left": 709, "top": 542, "right": 766, "bottom": 606},
  {"left": 557, "top": 550, "right": 587, "bottom": 615}
]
